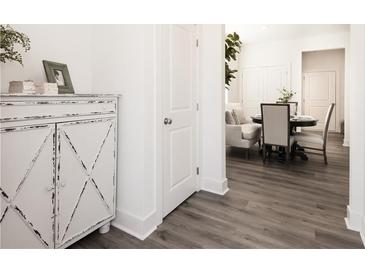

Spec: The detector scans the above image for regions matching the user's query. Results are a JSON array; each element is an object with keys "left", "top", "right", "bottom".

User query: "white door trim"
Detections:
[{"left": 155, "top": 24, "right": 164, "bottom": 227}]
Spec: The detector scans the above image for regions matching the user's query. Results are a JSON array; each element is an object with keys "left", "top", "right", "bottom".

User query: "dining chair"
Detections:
[
  {"left": 276, "top": 101, "right": 298, "bottom": 116},
  {"left": 294, "top": 103, "right": 335, "bottom": 165},
  {"left": 261, "top": 103, "right": 295, "bottom": 163}
]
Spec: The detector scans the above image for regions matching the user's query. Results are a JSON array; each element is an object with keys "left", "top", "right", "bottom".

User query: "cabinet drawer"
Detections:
[{"left": 0, "top": 99, "right": 116, "bottom": 123}]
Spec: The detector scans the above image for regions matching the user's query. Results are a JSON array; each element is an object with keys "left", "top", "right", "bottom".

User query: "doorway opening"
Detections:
[
  {"left": 302, "top": 49, "right": 345, "bottom": 134},
  {"left": 222, "top": 25, "right": 361, "bottom": 247}
]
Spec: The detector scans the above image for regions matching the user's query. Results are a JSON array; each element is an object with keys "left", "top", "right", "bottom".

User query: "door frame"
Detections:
[
  {"left": 155, "top": 24, "right": 200, "bottom": 224},
  {"left": 301, "top": 48, "right": 346, "bottom": 134},
  {"left": 301, "top": 69, "right": 340, "bottom": 132}
]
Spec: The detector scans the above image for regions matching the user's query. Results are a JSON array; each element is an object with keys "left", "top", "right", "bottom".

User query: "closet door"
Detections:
[
  {"left": 56, "top": 118, "right": 116, "bottom": 247},
  {"left": 0, "top": 124, "right": 55, "bottom": 249}
]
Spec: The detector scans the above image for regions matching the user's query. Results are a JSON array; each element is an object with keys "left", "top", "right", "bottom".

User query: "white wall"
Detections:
[
  {"left": 0, "top": 24, "right": 161, "bottom": 240},
  {"left": 302, "top": 49, "right": 345, "bottom": 132},
  {"left": 1, "top": 25, "right": 93, "bottom": 93},
  {"left": 346, "top": 25, "right": 365, "bottom": 245},
  {"left": 199, "top": 25, "right": 228, "bottom": 195},
  {"left": 238, "top": 31, "right": 350, "bottom": 141},
  {"left": 91, "top": 25, "right": 161, "bottom": 239}
]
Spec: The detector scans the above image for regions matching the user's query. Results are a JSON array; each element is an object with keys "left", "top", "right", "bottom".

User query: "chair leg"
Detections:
[
  {"left": 262, "top": 145, "right": 266, "bottom": 163},
  {"left": 286, "top": 147, "right": 290, "bottom": 162},
  {"left": 268, "top": 146, "right": 272, "bottom": 160},
  {"left": 324, "top": 149, "right": 328, "bottom": 165}
]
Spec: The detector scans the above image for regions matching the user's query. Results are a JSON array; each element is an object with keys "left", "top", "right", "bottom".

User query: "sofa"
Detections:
[{"left": 225, "top": 106, "right": 261, "bottom": 158}]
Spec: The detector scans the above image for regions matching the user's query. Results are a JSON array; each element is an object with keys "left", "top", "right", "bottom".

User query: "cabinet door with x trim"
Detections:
[
  {"left": 0, "top": 124, "right": 56, "bottom": 248},
  {"left": 55, "top": 118, "right": 116, "bottom": 247}
]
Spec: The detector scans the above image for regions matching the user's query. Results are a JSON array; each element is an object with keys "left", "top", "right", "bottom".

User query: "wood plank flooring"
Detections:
[{"left": 70, "top": 133, "right": 363, "bottom": 248}]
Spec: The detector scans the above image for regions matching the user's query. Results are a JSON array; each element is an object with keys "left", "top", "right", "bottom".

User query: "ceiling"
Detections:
[{"left": 225, "top": 24, "right": 350, "bottom": 44}]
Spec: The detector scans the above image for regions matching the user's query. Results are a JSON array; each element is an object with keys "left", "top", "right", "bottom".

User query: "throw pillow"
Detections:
[
  {"left": 225, "top": 111, "right": 235, "bottom": 125},
  {"left": 232, "top": 108, "right": 246, "bottom": 124}
]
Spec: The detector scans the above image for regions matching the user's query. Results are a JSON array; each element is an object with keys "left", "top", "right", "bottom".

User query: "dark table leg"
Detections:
[{"left": 292, "top": 142, "right": 308, "bottom": 161}]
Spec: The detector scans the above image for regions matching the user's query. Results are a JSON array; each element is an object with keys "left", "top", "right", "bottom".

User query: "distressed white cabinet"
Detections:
[{"left": 0, "top": 94, "right": 118, "bottom": 248}]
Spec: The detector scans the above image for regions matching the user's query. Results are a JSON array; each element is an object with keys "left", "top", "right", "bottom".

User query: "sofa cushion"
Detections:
[
  {"left": 241, "top": 123, "right": 261, "bottom": 140},
  {"left": 225, "top": 111, "right": 236, "bottom": 125},
  {"left": 232, "top": 108, "right": 247, "bottom": 124}
]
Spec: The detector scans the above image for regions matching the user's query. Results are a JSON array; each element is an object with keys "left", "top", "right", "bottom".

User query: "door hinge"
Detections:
[
  {"left": 196, "top": 39, "right": 199, "bottom": 47},
  {"left": 196, "top": 103, "right": 199, "bottom": 111},
  {"left": 196, "top": 167, "right": 200, "bottom": 175}
]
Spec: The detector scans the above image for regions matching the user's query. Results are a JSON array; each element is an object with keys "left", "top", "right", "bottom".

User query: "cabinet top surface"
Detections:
[{"left": 0, "top": 93, "right": 121, "bottom": 99}]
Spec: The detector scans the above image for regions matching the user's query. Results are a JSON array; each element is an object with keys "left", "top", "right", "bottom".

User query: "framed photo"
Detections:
[{"left": 42, "top": 60, "right": 74, "bottom": 94}]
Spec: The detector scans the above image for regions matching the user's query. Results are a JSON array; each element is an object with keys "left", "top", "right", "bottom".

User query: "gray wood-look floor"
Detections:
[{"left": 70, "top": 133, "right": 364, "bottom": 249}]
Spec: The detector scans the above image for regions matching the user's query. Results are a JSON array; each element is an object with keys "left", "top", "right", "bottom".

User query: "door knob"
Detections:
[{"left": 164, "top": 118, "right": 172, "bottom": 125}]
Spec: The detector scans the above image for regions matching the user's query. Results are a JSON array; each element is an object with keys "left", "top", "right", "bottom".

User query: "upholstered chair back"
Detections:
[{"left": 261, "top": 104, "right": 290, "bottom": 147}]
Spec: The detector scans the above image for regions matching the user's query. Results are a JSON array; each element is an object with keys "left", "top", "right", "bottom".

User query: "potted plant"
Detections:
[
  {"left": 225, "top": 32, "right": 242, "bottom": 89},
  {"left": 0, "top": 24, "right": 31, "bottom": 66},
  {"left": 278, "top": 87, "right": 296, "bottom": 103}
]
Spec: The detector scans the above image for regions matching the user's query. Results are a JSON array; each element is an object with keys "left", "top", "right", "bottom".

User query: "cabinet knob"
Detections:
[{"left": 46, "top": 185, "right": 54, "bottom": 191}]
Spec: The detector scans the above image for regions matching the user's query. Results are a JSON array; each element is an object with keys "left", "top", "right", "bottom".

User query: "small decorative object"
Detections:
[
  {"left": 225, "top": 32, "right": 242, "bottom": 89},
  {"left": 35, "top": 82, "right": 58, "bottom": 94},
  {"left": 42, "top": 60, "right": 74, "bottom": 94},
  {"left": 278, "top": 87, "right": 296, "bottom": 103},
  {"left": 8, "top": 80, "right": 35, "bottom": 94},
  {"left": 0, "top": 25, "right": 31, "bottom": 66}
]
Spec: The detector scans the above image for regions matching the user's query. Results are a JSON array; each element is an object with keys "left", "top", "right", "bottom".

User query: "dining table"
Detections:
[
  {"left": 251, "top": 114, "right": 319, "bottom": 160},
  {"left": 251, "top": 114, "right": 318, "bottom": 132}
]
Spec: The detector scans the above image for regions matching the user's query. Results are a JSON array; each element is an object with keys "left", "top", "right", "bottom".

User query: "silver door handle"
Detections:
[{"left": 164, "top": 118, "right": 172, "bottom": 125}]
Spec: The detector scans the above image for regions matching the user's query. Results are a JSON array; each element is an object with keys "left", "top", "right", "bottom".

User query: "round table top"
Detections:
[{"left": 251, "top": 114, "right": 318, "bottom": 127}]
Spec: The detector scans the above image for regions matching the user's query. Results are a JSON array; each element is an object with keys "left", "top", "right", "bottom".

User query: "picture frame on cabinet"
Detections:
[{"left": 42, "top": 60, "right": 74, "bottom": 94}]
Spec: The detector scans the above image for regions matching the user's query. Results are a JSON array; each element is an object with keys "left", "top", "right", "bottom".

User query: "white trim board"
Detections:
[
  {"left": 345, "top": 205, "right": 362, "bottom": 231},
  {"left": 361, "top": 218, "right": 365, "bottom": 246},
  {"left": 343, "top": 138, "right": 349, "bottom": 147},
  {"left": 201, "top": 177, "right": 229, "bottom": 195},
  {"left": 111, "top": 208, "right": 157, "bottom": 240}
]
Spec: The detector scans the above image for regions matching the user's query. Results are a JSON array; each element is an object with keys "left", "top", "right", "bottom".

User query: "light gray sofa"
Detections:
[{"left": 225, "top": 106, "right": 261, "bottom": 158}]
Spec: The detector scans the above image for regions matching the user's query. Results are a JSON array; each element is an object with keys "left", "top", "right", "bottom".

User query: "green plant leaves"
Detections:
[
  {"left": 0, "top": 24, "right": 31, "bottom": 66},
  {"left": 277, "top": 87, "right": 296, "bottom": 103},
  {"left": 225, "top": 32, "right": 242, "bottom": 88}
]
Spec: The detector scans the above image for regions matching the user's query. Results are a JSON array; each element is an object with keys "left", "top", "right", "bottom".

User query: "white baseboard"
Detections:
[
  {"left": 111, "top": 208, "right": 157, "bottom": 240},
  {"left": 201, "top": 177, "right": 229, "bottom": 195},
  {"left": 361, "top": 218, "right": 365, "bottom": 247},
  {"left": 345, "top": 205, "right": 362, "bottom": 231},
  {"left": 343, "top": 138, "right": 350, "bottom": 147}
]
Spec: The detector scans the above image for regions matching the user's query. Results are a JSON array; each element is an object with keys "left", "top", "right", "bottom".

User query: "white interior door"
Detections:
[
  {"left": 162, "top": 24, "right": 197, "bottom": 217},
  {"left": 303, "top": 71, "right": 336, "bottom": 131}
]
